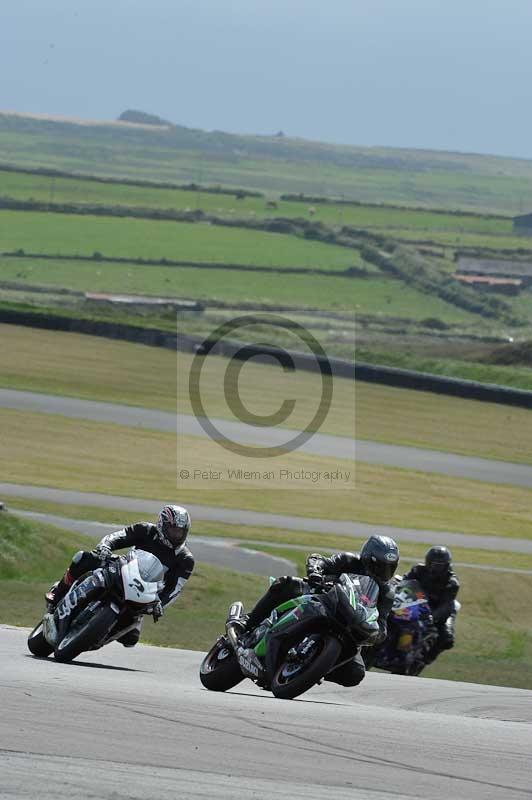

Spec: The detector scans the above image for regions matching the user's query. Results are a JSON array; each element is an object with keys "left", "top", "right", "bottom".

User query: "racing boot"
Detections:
[{"left": 44, "top": 576, "right": 71, "bottom": 611}]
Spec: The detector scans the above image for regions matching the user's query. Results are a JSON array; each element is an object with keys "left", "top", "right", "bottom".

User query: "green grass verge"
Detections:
[
  {"left": 0, "top": 209, "right": 359, "bottom": 270},
  {"left": 0, "top": 511, "right": 95, "bottom": 581},
  {"left": 4, "top": 496, "right": 532, "bottom": 571},
  {"left": 0, "top": 256, "right": 478, "bottom": 323},
  {"left": 426, "top": 567, "right": 532, "bottom": 689},
  {"left": 2, "top": 511, "right": 530, "bottom": 688},
  {"left": 2, "top": 324, "right": 532, "bottom": 464},
  {"left": 355, "top": 347, "right": 532, "bottom": 392}
]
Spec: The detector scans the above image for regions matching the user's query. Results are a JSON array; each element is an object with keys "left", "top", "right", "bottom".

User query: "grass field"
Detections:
[
  {"left": 509, "top": 291, "right": 532, "bottom": 323},
  {"left": 3, "top": 161, "right": 532, "bottom": 391},
  {"left": 0, "top": 167, "right": 516, "bottom": 234},
  {"left": 385, "top": 226, "right": 532, "bottom": 252},
  {"left": 0, "top": 210, "right": 360, "bottom": 270},
  {"left": 2, "top": 325, "right": 532, "bottom": 463},
  {"left": 2, "top": 408, "right": 532, "bottom": 538},
  {"left": 0, "top": 257, "right": 483, "bottom": 323},
  {"left": 4, "top": 114, "right": 532, "bottom": 213},
  {"left": 2, "top": 512, "right": 530, "bottom": 688}
]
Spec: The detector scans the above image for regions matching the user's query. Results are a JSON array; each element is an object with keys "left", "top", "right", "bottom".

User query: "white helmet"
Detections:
[{"left": 157, "top": 505, "right": 191, "bottom": 548}]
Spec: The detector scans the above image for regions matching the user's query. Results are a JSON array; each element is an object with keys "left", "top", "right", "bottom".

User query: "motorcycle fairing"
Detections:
[
  {"left": 392, "top": 580, "right": 432, "bottom": 623},
  {"left": 121, "top": 558, "right": 161, "bottom": 603}
]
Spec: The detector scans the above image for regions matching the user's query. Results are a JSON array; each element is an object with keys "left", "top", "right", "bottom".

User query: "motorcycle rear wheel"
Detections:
[
  {"left": 407, "top": 660, "right": 426, "bottom": 676},
  {"left": 54, "top": 605, "right": 118, "bottom": 663},
  {"left": 199, "top": 638, "right": 243, "bottom": 691},
  {"left": 27, "top": 620, "right": 54, "bottom": 657},
  {"left": 271, "top": 634, "right": 341, "bottom": 700}
]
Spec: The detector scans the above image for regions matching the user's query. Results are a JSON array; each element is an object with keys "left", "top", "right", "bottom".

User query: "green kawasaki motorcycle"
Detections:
[{"left": 200, "top": 573, "right": 380, "bottom": 700}]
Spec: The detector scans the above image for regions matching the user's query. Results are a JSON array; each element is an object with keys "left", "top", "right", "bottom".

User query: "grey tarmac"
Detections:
[
  {"left": 2, "top": 388, "right": 532, "bottom": 487},
  {"left": 1, "top": 627, "right": 531, "bottom": 800}
]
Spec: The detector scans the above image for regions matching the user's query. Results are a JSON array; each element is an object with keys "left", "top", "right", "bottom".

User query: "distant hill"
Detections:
[
  {"left": 1, "top": 110, "right": 532, "bottom": 213},
  {"left": 118, "top": 109, "right": 173, "bottom": 127}
]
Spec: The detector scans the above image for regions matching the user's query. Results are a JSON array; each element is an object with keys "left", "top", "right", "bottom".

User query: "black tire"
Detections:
[
  {"left": 199, "top": 639, "right": 244, "bottom": 691},
  {"left": 27, "top": 620, "right": 54, "bottom": 658},
  {"left": 271, "top": 634, "right": 342, "bottom": 700},
  {"left": 54, "top": 604, "right": 118, "bottom": 663},
  {"left": 391, "top": 665, "right": 407, "bottom": 675},
  {"left": 407, "top": 660, "right": 426, "bottom": 676}
]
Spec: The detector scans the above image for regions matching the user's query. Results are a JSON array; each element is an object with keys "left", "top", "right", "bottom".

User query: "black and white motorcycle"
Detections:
[{"left": 27, "top": 549, "right": 164, "bottom": 662}]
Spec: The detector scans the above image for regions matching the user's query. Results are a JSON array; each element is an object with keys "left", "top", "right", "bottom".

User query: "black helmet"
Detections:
[
  {"left": 360, "top": 535, "right": 399, "bottom": 582},
  {"left": 425, "top": 546, "right": 452, "bottom": 577}
]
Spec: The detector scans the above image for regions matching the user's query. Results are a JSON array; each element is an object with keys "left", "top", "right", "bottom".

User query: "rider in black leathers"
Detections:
[
  {"left": 402, "top": 546, "right": 459, "bottom": 664},
  {"left": 239, "top": 535, "right": 399, "bottom": 687},
  {"left": 45, "top": 505, "right": 194, "bottom": 647}
]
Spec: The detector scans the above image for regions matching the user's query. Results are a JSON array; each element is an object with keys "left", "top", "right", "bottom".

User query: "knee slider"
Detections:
[{"left": 70, "top": 550, "right": 98, "bottom": 579}]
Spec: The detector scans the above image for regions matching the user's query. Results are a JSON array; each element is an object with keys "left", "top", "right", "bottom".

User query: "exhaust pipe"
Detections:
[{"left": 225, "top": 601, "right": 244, "bottom": 650}]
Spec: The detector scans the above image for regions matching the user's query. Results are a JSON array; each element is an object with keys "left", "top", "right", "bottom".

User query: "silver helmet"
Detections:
[{"left": 157, "top": 505, "right": 191, "bottom": 548}]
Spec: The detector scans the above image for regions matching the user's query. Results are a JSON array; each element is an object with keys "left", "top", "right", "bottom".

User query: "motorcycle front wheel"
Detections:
[
  {"left": 271, "top": 634, "right": 341, "bottom": 700},
  {"left": 54, "top": 604, "right": 118, "bottom": 663},
  {"left": 199, "top": 638, "right": 244, "bottom": 691},
  {"left": 27, "top": 620, "right": 54, "bottom": 657}
]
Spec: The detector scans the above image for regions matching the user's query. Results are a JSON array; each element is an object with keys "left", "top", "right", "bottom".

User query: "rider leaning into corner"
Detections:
[
  {"left": 43, "top": 505, "right": 194, "bottom": 648},
  {"left": 402, "top": 545, "right": 460, "bottom": 664},
  {"left": 234, "top": 535, "right": 400, "bottom": 687}
]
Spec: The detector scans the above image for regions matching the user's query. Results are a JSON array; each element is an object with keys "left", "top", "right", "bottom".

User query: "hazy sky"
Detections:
[{"left": 3, "top": 0, "right": 532, "bottom": 158}]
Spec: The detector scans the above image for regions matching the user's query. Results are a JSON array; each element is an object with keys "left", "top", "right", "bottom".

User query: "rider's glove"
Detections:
[
  {"left": 93, "top": 543, "right": 113, "bottom": 562},
  {"left": 307, "top": 571, "right": 324, "bottom": 588},
  {"left": 152, "top": 600, "right": 164, "bottom": 622},
  {"left": 306, "top": 553, "right": 324, "bottom": 576}
]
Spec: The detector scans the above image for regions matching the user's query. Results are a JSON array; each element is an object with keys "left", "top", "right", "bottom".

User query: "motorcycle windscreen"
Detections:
[
  {"left": 122, "top": 553, "right": 164, "bottom": 603},
  {"left": 130, "top": 549, "right": 165, "bottom": 585},
  {"left": 335, "top": 574, "right": 380, "bottom": 631},
  {"left": 338, "top": 573, "right": 379, "bottom": 607}
]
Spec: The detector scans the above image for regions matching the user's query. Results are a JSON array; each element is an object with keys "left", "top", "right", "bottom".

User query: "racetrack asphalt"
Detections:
[
  {"left": 2, "top": 482, "right": 532, "bottom": 555},
  {"left": 2, "top": 388, "right": 532, "bottom": 487},
  {"left": 2, "top": 627, "right": 531, "bottom": 800}
]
